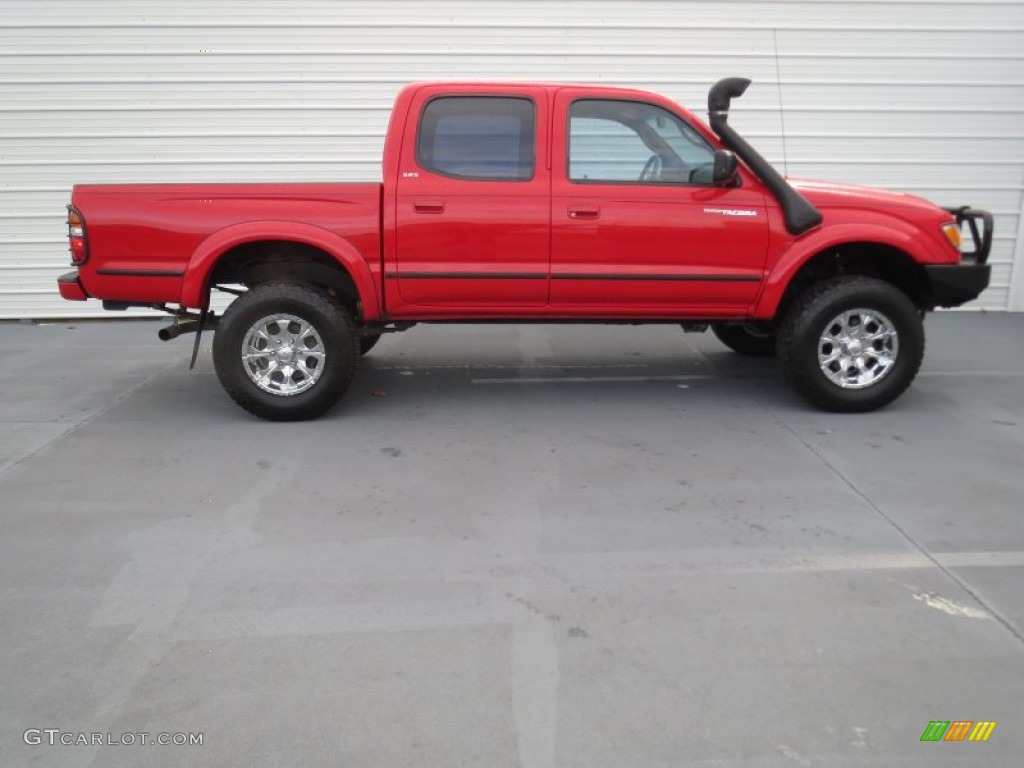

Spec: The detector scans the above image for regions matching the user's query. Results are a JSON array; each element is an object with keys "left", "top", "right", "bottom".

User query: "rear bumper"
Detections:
[
  {"left": 924, "top": 264, "right": 991, "bottom": 308},
  {"left": 57, "top": 270, "right": 88, "bottom": 301}
]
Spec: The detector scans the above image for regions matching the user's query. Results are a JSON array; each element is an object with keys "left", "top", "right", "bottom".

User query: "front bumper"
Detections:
[
  {"left": 57, "top": 270, "right": 88, "bottom": 301},
  {"left": 925, "top": 207, "right": 993, "bottom": 308},
  {"left": 924, "top": 264, "right": 991, "bottom": 308}
]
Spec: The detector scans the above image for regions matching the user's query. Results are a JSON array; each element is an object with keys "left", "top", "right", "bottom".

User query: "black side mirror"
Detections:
[{"left": 712, "top": 149, "right": 739, "bottom": 185}]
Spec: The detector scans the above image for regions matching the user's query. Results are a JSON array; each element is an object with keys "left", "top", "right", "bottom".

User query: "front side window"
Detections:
[
  {"left": 417, "top": 96, "right": 535, "bottom": 181},
  {"left": 569, "top": 99, "right": 716, "bottom": 184}
]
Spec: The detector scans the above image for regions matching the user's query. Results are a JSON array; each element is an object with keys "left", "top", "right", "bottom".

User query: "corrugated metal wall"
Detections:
[{"left": 2, "top": 0, "right": 1023, "bottom": 318}]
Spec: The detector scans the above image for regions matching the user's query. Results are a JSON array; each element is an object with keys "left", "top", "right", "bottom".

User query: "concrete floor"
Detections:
[{"left": 1, "top": 313, "right": 1022, "bottom": 767}]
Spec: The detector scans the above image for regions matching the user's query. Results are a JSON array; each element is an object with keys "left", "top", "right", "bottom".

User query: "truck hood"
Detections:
[{"left": 788, "top": 178, "right": 944, "bottom": 217}]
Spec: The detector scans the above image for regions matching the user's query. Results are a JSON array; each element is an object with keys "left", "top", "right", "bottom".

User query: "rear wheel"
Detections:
[
  {"left": 213, "top": 282, "right": 358, "bottom": 421},
  {"left": 777, "top": 276, "right": 923, "bottom": 412},
  {"left": 710, "top": 322, "right": 776, "bottom": 356}
]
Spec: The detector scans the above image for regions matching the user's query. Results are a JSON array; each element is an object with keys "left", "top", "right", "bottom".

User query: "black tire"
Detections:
[
  {"left": 359, "top": 334, "right": 381, "bottom": 356},
  {"left": 213, "top": 282, "right": 358, "bottom": 421},
  {"left": 711, "top": 322, "right": 776, "bottom": 357},
  {"left": 777, "top": 276, "right": 924, "bottom": 413}
]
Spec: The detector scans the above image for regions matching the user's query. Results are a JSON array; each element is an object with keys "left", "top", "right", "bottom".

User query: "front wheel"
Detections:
[
  {"left": 777, "top": 277, "right": 924, "bottom": 412},
  {"left": 213, "top": 282, "right": 358, "bottom": 421}
]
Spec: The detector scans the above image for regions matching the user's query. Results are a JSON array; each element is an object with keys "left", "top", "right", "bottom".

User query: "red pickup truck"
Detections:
[{"left": 59, "top": 78, "right": 992, "bottom": 420}]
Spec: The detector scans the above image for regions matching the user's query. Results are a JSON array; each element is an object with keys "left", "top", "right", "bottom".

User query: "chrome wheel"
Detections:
[
  {"left": 818, "top": 308, "right": 899, "bottom": 389},
  {"left": 242, "top": 313, "right": 325, "bottom": 396}
]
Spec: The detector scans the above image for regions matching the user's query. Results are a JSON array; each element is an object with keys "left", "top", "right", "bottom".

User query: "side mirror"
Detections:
[{"left": 712, "top": 149, "right": 739, "bottom": 185}]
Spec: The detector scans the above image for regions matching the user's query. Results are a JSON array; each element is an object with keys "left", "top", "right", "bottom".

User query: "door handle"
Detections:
[
  {"left": 413, "top": 201, "right": 445, "bottom": 214},
  {"left": 568, "top": 206, "right": 600, "bottom": 220}
]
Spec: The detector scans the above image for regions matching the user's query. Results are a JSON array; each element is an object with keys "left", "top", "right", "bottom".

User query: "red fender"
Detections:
[
  {"left": 179, "top": 221, "right": 381, "bottom": 320},
  {"left": 753, "top": 218, "right": 933, "bottom": 319}
]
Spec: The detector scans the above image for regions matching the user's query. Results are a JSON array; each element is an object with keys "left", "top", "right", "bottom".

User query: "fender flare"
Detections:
[
  {"left": 753, "top": 220, "right": 930, "bottom": 318},
  {"left": 179, "top": 221, "right": 381, "bottom": 320}
]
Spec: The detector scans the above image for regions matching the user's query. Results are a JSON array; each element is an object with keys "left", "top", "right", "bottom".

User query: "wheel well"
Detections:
[
  {"left": 776, "top": 243, "right": 928, "bottom": 320},
  {"left": 207, "top": 240, "right": 360, "bottom": 316}
]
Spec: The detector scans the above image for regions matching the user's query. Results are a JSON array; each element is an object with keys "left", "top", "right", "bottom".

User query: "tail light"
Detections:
[{"left": 66, "top": 205, "right": 88, "bottom": 265}]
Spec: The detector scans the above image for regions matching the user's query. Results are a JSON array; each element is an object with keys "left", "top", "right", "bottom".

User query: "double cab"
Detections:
[{"left": 59, "top": 78, "right": 992, "bottom": 419}]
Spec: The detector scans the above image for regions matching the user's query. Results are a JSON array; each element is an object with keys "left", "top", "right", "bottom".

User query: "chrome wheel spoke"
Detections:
[
  {"left": 299, "top": 359, "right": 320, "bottom": 377},
  {"left": 257, "top": 360, "right": 280, "bottom": 382},
  {"left": 819, "top": 345, "right": 841, "bottom": 365}
]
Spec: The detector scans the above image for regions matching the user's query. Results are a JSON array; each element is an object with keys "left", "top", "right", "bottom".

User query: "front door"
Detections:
[{"left": 551, "top": 91, "right": 769, "bottom": 314}]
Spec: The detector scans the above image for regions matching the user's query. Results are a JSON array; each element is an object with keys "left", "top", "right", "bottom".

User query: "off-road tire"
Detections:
[
  {"left": 777, "top": 276, "right": 924, "bottom": 412},
  {"left": 711, "top": 322, "right": 776, "bottom": 357},
  {"left": 213, "top": 282, "right": 358, "bottom": 421}
]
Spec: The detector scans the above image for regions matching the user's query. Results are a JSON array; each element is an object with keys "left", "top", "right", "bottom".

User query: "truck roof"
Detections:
[{"left": 399, "top": 81, "right": 670, "bottom": 100}]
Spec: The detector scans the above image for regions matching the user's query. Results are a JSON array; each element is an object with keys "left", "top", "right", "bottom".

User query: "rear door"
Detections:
[{"left": 393, "top": 85, "right": 550, "bottom": 307}]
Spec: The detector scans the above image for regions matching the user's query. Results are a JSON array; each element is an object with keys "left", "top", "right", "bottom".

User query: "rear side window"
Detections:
[{"left": 417, "top": 96, "right": 535, "bottom": 181}]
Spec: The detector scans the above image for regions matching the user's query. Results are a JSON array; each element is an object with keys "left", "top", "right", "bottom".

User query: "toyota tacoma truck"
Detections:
[{"left": 58, "top": 78, "right": 992, "bottom": 420}]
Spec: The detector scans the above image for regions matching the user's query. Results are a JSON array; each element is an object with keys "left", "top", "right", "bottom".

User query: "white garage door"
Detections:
[{"left": 2, "top": 0, "right": 1022, "bottom": 317}]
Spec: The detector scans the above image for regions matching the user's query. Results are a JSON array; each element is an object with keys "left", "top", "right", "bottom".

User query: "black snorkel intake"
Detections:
[{"left": 708, "top": 77, "right": 823, "bottom": 235}]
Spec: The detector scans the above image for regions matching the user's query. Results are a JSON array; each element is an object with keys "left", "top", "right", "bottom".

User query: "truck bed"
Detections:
[{"left": 70, "top": 182, "right": 382, "bottom": 305}]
